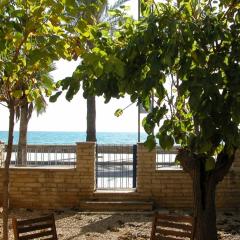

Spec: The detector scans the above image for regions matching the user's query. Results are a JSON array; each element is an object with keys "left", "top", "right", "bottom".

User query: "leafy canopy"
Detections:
[
  {"left": 53, "top": 0, "right": 240, "bottom": 167},
  {"left": 0, "top": 0, "right": 104, "bottom": 107}
]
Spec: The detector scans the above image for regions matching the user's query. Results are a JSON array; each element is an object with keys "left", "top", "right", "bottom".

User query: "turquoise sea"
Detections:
[{"left": 0, "top": 131, "right": 147, "bottom": 145}]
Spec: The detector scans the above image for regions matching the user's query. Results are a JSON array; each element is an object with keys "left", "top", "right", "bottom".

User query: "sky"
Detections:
[
  {"left": 0, "top": 59, "right": 146, "bottom": 132},
  {"left": 0, "top": 1, "right": 142, "bottom": 133}
]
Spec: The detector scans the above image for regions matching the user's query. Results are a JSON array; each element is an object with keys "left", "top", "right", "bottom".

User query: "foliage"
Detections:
[
  {"left": 55, "top": 0, "right": 240, "bottom": 160},
  {"left": 0, "top": 1, "right": 103, "bottom": 239},
  {"left": 0, "top": 0, "right": 105, "bottom": 107},
  {"left": 50, "top": 1, "right": 240, "bottom": 238}
]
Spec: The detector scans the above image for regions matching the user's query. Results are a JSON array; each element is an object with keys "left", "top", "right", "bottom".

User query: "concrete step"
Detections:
[
  {"left": 79, "top": 200, "right": 153, "bottom": 212},
  {"left": 91, "top": 190, "right": 148, "bottom": 202}
]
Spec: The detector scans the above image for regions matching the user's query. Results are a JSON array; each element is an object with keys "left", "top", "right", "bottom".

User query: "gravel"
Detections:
[{"left": 1, "top": 209, "right": 240, "bottom": 239}]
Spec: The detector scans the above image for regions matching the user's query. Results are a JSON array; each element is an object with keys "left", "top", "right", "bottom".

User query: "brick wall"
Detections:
[
  {"left": 0, "top": 142, "right": 96, "bottom": 209},
  {"left": 7, "top": 168, "right": 80, "bottom": 209},
  {"left": 0, "top": 142, "right": 239, "bottom": 209},
  {"left": 137, "top": 143, "right": 240, "bottom": 209},
  {"left": 76, "top": 142, "right": 96, "bottom": 199},
  {"left": 136, "top": 143, "right": 193, "bottom": 208}
]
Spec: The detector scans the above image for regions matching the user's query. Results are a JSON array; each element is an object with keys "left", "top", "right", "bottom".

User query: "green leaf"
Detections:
[
  {"left": 158, "top": 132, "right": 174, "bottom": 150},
  {"left": 114, "top": 108, "right": 123, "bottom": 117},
  {"left": 140, "top": 0, "right": 153, "bottom": 17},
  {"left": 130, "top": 93, "right": 138, "bottom": 103},
  {"left": 144, "top": 135, "right": 156, "bottom": 150},
  {"left": 205, "top": 157, "right": 215, "bottom": 171},
  {"left": 108, "top": 9, "right": 122, "bottom": 17},
  {"left": 0, "top": 0, "right": 9, "bottom": 8},
  {"left": 109, "top": 57, "right": 125, "bottom": 78},
  {"left": 82, "top": 31, "right": 90, "bottom": 38},
  {"left": 35, "top": 97, "right": 46, "bottom": 114},
  {"left": 42, "top": 76, "right": 55, "bottom": 90},
  {"left": 142, "top": 96, "right": 151, "bottom": 112},
  {"left": 12, "top": 90, "right": 23, "bottom": 98},
  {"left": 49, "top": 91, "right": 62, "bottom": 102},
  {"left": 142, "top": 114, "right": 155, "bottom": 134}
]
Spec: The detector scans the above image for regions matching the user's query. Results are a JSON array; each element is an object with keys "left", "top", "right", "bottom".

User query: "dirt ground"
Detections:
[{"left": 1, "top": 208, "right": 240, "bottom": 239}]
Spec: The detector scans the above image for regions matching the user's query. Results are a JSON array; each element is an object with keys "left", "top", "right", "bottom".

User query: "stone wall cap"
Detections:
[
  {"left": 76, "top": 142, "right": 96, "bottom": 144},
  {"left": 7, "top": 166, "right": 76, "bottom": 171}
]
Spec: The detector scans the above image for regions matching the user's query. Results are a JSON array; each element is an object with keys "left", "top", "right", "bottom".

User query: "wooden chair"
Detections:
[
  {"left": 12, "top": 214, "right": 58, "bottom": 240},
  {"left": 151, "top": 212, "right": 195, "bottom": 240}
]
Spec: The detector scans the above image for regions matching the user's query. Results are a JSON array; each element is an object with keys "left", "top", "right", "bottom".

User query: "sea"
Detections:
[{"left": 0, "top": 131, "right": 148, "bottom": 145}]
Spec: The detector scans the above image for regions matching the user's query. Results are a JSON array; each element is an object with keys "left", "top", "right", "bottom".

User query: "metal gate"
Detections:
[{"left": 96, "top": 144, "right": 137, "bottom": 190}]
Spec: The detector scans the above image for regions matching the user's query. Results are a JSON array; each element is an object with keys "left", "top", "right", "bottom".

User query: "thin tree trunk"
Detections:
[
  {"left": 3, "top": 102, "right": 15, "bottom": 240},
  {"left": 17, "top": 103, "right": 28, "bottom": 166},
  {"left": 86, "top": 96, "right": 96, "bottom": 142}
]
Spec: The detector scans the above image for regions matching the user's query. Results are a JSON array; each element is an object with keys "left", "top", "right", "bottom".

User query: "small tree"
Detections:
[
  {"left": 16, "top": 64, "right": 55, "bottom": 166},
  {"left": 0, "top": 1, "right": 99, "bottom": 239},
  {"left": 54, "top": 1, "right": 240, "bottom": 239}
]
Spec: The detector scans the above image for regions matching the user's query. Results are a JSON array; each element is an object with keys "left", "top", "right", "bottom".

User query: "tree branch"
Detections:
[
  {"left": 213, "top": 147, "right": 237, "bottom": 183},
  {"left": 176, "top": 148, "right": 196, "bottom": 178},
  {"left": 221, "top": 0, "right": 238, "bottom": 20}
]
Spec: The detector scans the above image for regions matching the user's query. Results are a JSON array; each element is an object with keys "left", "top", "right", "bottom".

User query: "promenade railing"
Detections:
[
  {"left": 156, "top": 146, "right": 180, "bottom": 169},
  {"left": 0, "top": 144, "right": 180, "bottom": 170},
  {"left": 2, "top": 145, "right": 76, "bottom": 167}
]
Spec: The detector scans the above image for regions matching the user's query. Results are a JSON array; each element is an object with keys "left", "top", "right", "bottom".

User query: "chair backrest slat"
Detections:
[
  {"left": 16, "top": 215, "right": 54, "bottom": 226},
  {"left": 155, "top": 228, "right": 192, "bottom": 238},
  {"left": 18, "top": 223, "right": 53, "bottom": 233},
  {"left": 151, "top": 212, "right": 194, "bottom": 240},
  {"left": 19, "top": 230, "right": 54, "bottom": 240},
  {"left": 158, "top": 220, "right": 192, "bottom": 231},
  {"left": 156, "top": 213, "right": 193, "bottom": 224},
  {"left": 157, "top": 236, "right": 187, "bottom": 240},
  {"left": 12, "top": 214, "right": 57, "bottom": 240}
]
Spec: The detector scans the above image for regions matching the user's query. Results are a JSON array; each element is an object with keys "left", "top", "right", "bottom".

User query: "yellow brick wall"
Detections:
[
  {"left": 76, "top": 142, "right": 96, "bottom": 198},
  {"left": 137, "top": 143, "right": 240, "bottom": 209},
  {"left": 7, "top": 168, "right": 81, "bottom": 209},
  {"left": 0, "top": 142, "right": 239, "bottom": 210},
  {"left": 0, "top": 142, "right": 96, "bottom": 209}
]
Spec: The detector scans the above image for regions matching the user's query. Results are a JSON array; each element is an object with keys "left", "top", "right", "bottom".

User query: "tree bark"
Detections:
[
  {"left": 3, "top": 102, "right": 15, "bottom": 240},
  {"left": 192, "top": 158, "right": 217, "bottom": 240},
  {"left": 86, "top": 96, "right": 96, "bottom": 142},
  {"left": 17, "top": 102, "right": 28, "bottom": 166},
  {"left": 177, "top": 148, "right": 236, "bottom": 240}
]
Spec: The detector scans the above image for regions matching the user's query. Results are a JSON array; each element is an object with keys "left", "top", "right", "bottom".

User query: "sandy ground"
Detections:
[{"left": 1, "top": 208, "right": 240, "bottom": 239}]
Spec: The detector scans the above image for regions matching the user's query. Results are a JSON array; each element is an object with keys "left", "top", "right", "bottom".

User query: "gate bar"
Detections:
[{"left": 132, "top": 144, "right": 137, "bottom": 188}]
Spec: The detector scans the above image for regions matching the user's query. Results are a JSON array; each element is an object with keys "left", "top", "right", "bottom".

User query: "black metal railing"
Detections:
[{"left": 96, "top": 144, "right": 136, "bottom": 189}]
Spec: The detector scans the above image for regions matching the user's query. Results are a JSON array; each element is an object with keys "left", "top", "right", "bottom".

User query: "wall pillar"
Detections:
[
  {"left": 137, "top": 143, "right": 156, "bottom": 198},
  {"left": 76, "top": 142, "right": 96, "bottom": 198}
]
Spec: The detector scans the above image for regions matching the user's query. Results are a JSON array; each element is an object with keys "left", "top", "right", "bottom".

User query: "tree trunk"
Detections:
[
  {"left": 86, "top": 96, "right": 96, "bottom": 142},
  {"left": 176, "top": 148, "right": 235, "bottom": 240},
  {"left": 192, "top": 158, "right": 217, "bottom": 240},
  {"left": 3, "top": 102, "right": 15, "bottom": 240},
  {"left": 17, "top": 102, "right": 28, "bottom": 166}
]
